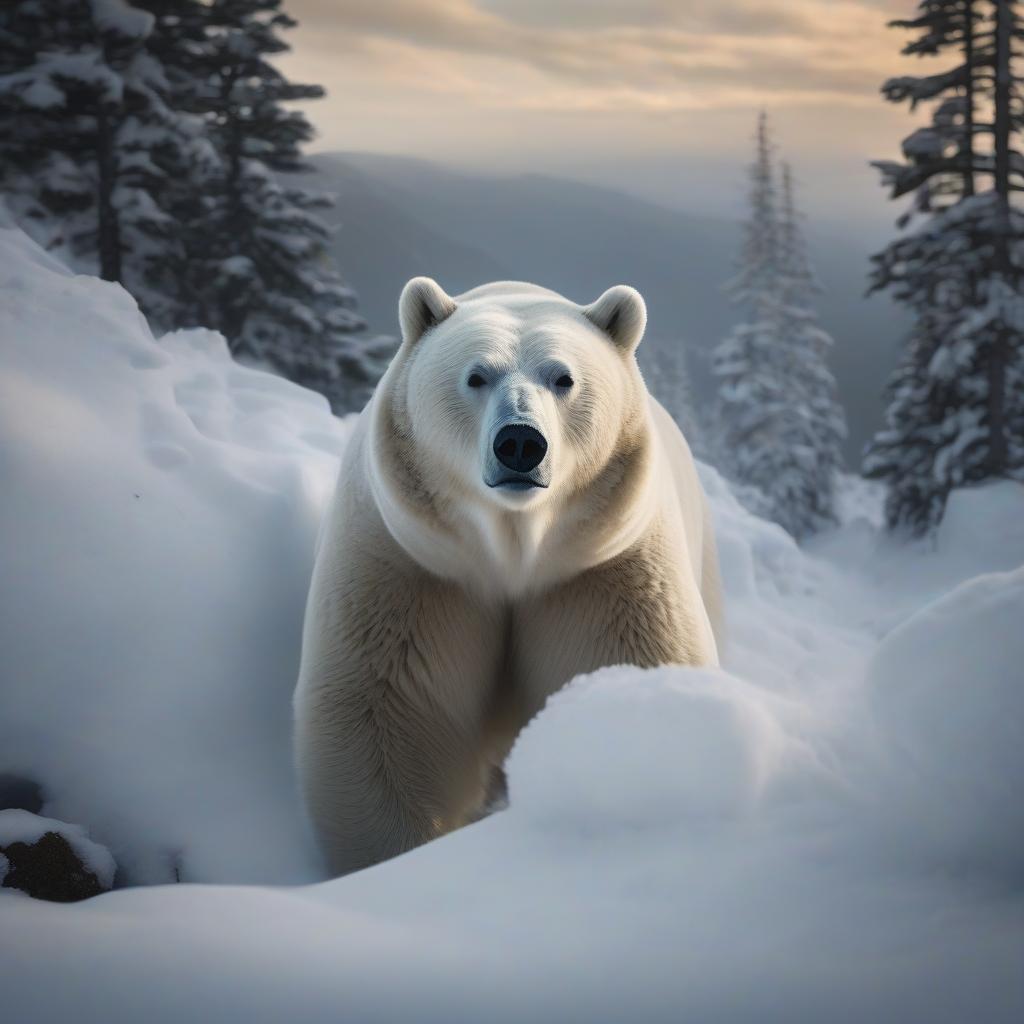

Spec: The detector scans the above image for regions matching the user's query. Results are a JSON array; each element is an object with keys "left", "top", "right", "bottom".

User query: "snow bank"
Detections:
[
  {"left": 1, "top": 225, "right": 1022, "bottom": 1022},
  {"left": 507, "top": 667, "right": 795, "bottom": 830},
  {"left": 866, "top": 566, "right": 1024, "bottom": 876},
  {"left": 0, "top": 226, "right": 350, "bottom": 885},
  {"left": 937, "top": 480, "right": 1024, "bottom": 574}
]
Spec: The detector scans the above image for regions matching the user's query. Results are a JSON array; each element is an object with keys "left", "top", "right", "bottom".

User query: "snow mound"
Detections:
[
  {"left": 0, "top": 226, "right": 351, "bottom": 885},
  {"left": 867, "top": 566, "right": 1024, "bottom": 875},
  {"left": 508, "top": 666, "right": 794, "bottom": 830},
  {"left": 936, "top": 481, "right": 1024, "bottom": 573}
]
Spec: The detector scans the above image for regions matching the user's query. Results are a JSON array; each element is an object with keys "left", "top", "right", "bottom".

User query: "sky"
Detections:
[{"left": 277, "top": 0, "right": 926, "bottom": 228}]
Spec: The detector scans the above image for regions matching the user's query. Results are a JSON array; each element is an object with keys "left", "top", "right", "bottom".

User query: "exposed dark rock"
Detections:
[{"left": 1, "top": 830, "right": 108, "bottom": 902}]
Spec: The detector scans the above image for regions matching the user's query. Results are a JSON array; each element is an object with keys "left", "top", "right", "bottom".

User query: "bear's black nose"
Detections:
[{"left": 493, "top": 423, "right": 548, "bottom": 473}]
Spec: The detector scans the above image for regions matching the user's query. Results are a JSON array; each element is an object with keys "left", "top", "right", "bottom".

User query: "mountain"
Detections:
[
  {"left": 293, "top": 156, "right": 512, "bottom": 340},
  {"left": 302, "top": 152, "right": 908, "bottom": 461}
]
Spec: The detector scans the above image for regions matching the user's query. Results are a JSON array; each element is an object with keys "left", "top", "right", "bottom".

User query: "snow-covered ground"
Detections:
[{"left": 1, "top": 224, "right": 1022, "bottom": 1022}]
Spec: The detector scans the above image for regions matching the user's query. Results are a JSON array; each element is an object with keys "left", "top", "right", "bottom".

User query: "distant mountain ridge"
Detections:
[{"left": 301, "top": 151, "right": 908, "bottom": 460}]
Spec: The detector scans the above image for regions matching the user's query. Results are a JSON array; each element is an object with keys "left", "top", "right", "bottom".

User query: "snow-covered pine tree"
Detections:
[
  {"left": 711, "top": 111, "right": 786, "bottom": 491},
  {"left": 725, "top": 111, "right": 781, "bottom": 314},
  {"left": 711, "top": 113, "right": 846, "bottom": 539},
  {"left": 0, "top": 2, "right": 75, "bottom": 248},
  {"left": 122, "top": 0, "right": 222, "bottom": 331},
  {"left": 864, "top": 0, "right": 1024, "bottom": 533},
  {"left": 171, "top": 0, "right": 386, "bottom": 413},
  {"left": 776, "top": 162, "right": 848, "bottom": 534},
  {"left": 0, "top": 0, "right": 136, "bottom": 270},
  {"left": 1, "top": 0, "right": 386, "bottom": 413},
  {"left": 0, "top": 0, "right": 194, "bottom": 304}
]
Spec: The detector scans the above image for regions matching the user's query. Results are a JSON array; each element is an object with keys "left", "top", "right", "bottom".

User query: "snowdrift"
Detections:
[
  {"left": 1, "top": 225, "right": 1022, "bottom": 1023},
  {"left": 0, "top": 225, "right": 349, "bottom": 885}
]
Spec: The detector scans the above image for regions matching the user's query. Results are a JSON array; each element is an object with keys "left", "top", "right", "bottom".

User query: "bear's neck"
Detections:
[{"left": 454, "top": 477, "right": 655, "bottom": 598}]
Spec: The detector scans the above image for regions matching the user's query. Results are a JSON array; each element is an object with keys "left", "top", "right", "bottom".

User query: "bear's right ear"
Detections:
[{"left": 399, "top": 277, "right": 457, "bottom": 344}]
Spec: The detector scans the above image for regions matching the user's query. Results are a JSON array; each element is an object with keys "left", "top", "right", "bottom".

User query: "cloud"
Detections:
[
  {"left": 274, "top": 0, "right": 919, "bottom": 214},
  {"left": 284, "top": 0, "right": 910, "bottom": 115}
]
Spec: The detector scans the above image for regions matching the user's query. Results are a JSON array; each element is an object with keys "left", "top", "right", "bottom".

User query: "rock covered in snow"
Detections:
[{"left": 0, "top": 809, "right": 115, "bottom": 902}]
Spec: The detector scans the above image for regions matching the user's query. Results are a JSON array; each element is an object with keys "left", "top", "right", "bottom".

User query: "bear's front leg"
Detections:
[
  {"left": 295, "top": 550, "right": 506, "bottom": 877},
  {"left": 513, "top": 529, "right": 717, "bottom": 719}
]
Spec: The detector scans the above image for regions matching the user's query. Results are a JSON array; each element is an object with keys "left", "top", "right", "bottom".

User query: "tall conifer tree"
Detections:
[
  {"left": 166, "top": 0, "right": 385, "bottom": 411},
  {"left": 712, "top": 112, "right": 788, "bottom": 497},
  {"left": 776, "top": 162, "right": 848, "bottom": 534},
  {"left": 712, "top": 114, "right": 847, "bottom": 539},
  {"left": 865, "top": 0, "right": 1024, "bottom": 532},
  {"left": 1, "top": 0, "right": 388, "bottom": 413},
  {"left": 0, "top": 0, "right": 193, "bottom": 293}
]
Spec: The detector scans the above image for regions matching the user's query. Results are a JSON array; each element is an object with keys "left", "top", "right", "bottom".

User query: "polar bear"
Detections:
[{"left": 294, "top": 278, "right": 721, "bottom": 876}]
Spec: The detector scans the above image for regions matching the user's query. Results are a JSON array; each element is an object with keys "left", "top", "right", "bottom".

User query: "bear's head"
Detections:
[
  {"left": 370, "top": 278, "right": 654, "bottom": 591},
  {"left": 392, "top": 277, "right": 647, "bottom": 508}
]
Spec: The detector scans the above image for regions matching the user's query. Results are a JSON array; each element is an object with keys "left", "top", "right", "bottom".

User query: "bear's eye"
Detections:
[
  {"left": 555, "top": 374, "right": 574, "bottom": 390},
  {"left": 467, "top": 373, "right": 486, "bottom": 389}
]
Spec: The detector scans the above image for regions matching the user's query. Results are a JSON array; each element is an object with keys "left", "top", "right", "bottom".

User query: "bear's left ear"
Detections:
[
  {"left": 583, "top": 285, "right": 647, "bottom": 355},
  {"left": 399, "top": 276, "right": 457, "bottom": 344}
]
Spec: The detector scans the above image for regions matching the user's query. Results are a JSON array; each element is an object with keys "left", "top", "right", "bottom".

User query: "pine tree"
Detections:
[
  {"left": 123, "top": 0, "right": 222, "bottom": 330},
  {"left": 0, "top": 1, "right": 73, "bottom": 248},
  {"left": 711, "top": 113, "right": 847, "bottom": 539},
  {"left": 1, "top": 0, "right": 386, "bottom": 413},
  {"left": 864, "top": 0, "right": 1024, "bottom": 533},
  {"left": 712, "top": 111, "right": 788, "bottom": 498},
  {"left": 168, "top": 0, "right": 386, "bottom": 413},
  {"left": 0, "top": 0, "right": 194, "bottom": 297},
  {"left": 727, "top": 111, "right": 781, "bottom": 313},
  {"left": 776, "top": 162, "right": 848, "bottom": 534}
]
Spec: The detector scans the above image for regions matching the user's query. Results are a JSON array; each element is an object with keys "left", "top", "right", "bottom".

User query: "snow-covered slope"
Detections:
[
  {"left": 0, "top": 224, "right": 350, "bottom": 886},
  {"left": 1, "top": 225, "right": 1022, "bottom": 1023}
]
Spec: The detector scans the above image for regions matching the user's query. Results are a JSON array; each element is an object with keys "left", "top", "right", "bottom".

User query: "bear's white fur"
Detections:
[{"left": 294, "top": 278, "right": 721, "bottom": 876}]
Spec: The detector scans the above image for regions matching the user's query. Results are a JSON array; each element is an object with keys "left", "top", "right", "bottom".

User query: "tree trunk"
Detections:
[
  {"left": 220, "top": 83, "right": 249, "bottom": 352},
  {"left": 95, "top": 106, "right": 122, "bottom": 283},
  {"left": 963, "top": 0, "right": 976, "bottom": 197},
  {"left": 221, "top": 300, "right": 249, "bottom": 353},
  {"left": 988, "top": 0, "right": 1013, "bottom": 476}
]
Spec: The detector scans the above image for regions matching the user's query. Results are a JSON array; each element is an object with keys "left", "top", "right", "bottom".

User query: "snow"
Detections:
[
  {"left": 0, "top": 51, "right": 127, "bottom": 106},
  {"left": 1, "top": 224, "right": 1022, "bottom": 1021},
  {"left": 90, "top": 0, "right": 154, "bottom": 40},
  {"left": 865, "top": 565, "right": 1024, "bottom": 876},
  {"left": 0, "top": 223, "right": 349, "bottom": 886},
  {"left": 0, "top": 810, "right": 116, "bottom": 890}
]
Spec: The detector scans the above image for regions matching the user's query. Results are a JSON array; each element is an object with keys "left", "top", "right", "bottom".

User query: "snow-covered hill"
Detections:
[{"left": 1, "top": 224, "right": 1022, "bottom": 1023}]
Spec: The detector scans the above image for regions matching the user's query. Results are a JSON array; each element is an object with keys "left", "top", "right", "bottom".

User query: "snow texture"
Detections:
[
  {"left": 0, "top": 222, "right": 349, "bottom": 887},
  {"left": 0, "top": 225, "right": 1022, "bottom": 1022}
]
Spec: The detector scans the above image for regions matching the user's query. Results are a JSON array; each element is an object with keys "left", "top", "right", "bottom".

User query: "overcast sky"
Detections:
[{"left": 277, "top": 0, "right": 925, "bottom": 228}]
